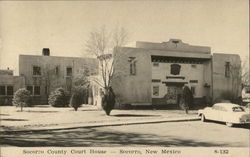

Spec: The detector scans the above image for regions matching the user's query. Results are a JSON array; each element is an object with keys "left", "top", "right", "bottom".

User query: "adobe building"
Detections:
[
  {"left": 19, "top": 48, "right": 98, "bottom": 104},
  {"left": 0, "top": 69, "right": 25, "bottom": 105},
  {"left": 92, "top": 39, "right": 241, "bottom": 108}
]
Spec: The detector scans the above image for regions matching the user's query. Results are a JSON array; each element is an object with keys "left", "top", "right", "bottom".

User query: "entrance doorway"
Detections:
[{"left": 165, "top": 85, "right": 183, "bottom": 104}]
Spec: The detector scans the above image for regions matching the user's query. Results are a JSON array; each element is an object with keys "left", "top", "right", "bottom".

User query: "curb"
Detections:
[{"left": 0, "top": 117, "right": 200, "bottom": 133}]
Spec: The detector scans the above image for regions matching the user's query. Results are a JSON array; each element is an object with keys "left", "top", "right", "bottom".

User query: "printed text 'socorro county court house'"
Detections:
[{"left": 94, "top": 39, "right": 241, "bottom": 107}]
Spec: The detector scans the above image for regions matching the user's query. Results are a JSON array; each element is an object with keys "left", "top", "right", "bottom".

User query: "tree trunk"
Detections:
[{"left": 74, "top": 107, "right": 78, "bottom": 111}]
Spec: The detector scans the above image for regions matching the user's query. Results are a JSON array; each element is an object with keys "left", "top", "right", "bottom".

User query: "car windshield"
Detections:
[{"left": 232, "top": 107, "right": 245, "bottom": 112}]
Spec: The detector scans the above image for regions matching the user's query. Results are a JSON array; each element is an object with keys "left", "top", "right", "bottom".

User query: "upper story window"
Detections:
[
  {"left": 0, "top": 86, "right": 6, "bottom": 95},
  {"left": 66, "top": 67, "right": 73, "bottom": 76},
  {"left": 128, "top": 57, "right": 136, "bottom": 75},
  {"left": 191, "top": 64, "right": 197, "bottom": 68},
  {"left": 55, "top": 66, "right": 59, "bottom": 75},
  {"left": 153, "top": 62, "right": 159, "bottom": 67},
  {"left": 33, "top": 66, "right": 41, "bottom": 76},
  {"left": 225, "top": 62, "right": 230, "bottom": 78}
]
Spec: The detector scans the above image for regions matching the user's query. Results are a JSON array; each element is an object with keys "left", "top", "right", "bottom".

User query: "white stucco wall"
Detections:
[{"left": 151, "top": 62, "right": 205, "bottom": 98}]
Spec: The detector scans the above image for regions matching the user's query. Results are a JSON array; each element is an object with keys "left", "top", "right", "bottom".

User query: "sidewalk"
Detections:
[{"left": 0, "top": 105, "right": 200, "bottom": 132}]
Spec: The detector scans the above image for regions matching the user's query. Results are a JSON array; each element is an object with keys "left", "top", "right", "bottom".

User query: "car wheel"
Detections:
[
  {"left": 201, "top": 114, "right": 206, "bottom": 122},
  {"left": 226, "top": 122, "right": 234, "bottom": 127}
]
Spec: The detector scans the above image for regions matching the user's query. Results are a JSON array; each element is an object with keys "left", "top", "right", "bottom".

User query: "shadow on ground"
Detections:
[
  {"left": 25, "top": 111, "right": 58, "bottom": 113},
  {"left": 113, "top": 114, "right": 160, "bottom": 117},
  {"left": 1, "top": 118, "right": 28, "bottom": 121},
  {"left": 204, "top": 120, "right": 250, "bottom": 130},
  {"left": 0, "top": 114, "right": 9, "bottom": 116},
  {"left": 0, "top": 127, "right": 236, "bottom": 147}
]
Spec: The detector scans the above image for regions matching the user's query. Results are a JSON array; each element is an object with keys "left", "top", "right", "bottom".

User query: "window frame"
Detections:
[
  {"left": 225, "top": 62, "right": 230, "bottom": 78},
  {"left": 55, "top": 66, "right": 59, "bottom": 75},
  {"left": 0, "top": 85, "right": 6, "bottom": 96},
  {"left": 26, "top": 86, "right": 33, "bottom": 95},
  {"left": 66, "top": 67, "right": 73, "bottom": 76},
  {"left": 33, "top": 66, "right": 41, "bottom": 76},
  {"left": 128, "top": 57, "right": 136, "bottom": 75},
  {"left": 153, "top": 86, "right": 160, "bottom": 96},
  {"left": 34, "top": 86, "right": 40, "bottom": 96},
  {"left": 6, "top": 86, "right": 14, "bottom": 96},
  {"left": 153, "top": 62, "right": 159, "bottom": 67}
]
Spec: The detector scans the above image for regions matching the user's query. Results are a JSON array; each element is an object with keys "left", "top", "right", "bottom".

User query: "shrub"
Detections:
[
  {"left": 48, "top": 88, "right": 68, "bottom": 107},
  {"left": 101, "top": 87, "right": 116, "bottom": 116},
  {"left": 12, "top": 88, "right": 32, "bottom": 111},
  {"left": 179, "top": 86, "right": 193, "bottom": 114},
  {"left": 70, "top": 87, "right": 84, "bottom": 111},
  {"left": 70, "top": 93, "right": 82, "bottom": 111}
]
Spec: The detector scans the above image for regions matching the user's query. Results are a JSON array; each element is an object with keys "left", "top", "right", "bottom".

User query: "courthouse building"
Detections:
[
  {"left": 18, "top": 49, "right": 98, "bottom": 104},
  {"left": 0, "top": 69, "right": 25, "bottom": 105},
  {"left": 92, "top": 39, "right": 242, "bottom": 108},
  {"left": 0, "top": 48, "right": 98, "bottom": 105}
]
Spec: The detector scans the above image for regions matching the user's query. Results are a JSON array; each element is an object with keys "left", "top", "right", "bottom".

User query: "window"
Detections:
[
  {"left": 191, "top": 86, "right": 196, "bottom": 95},
  {"left": 66, "top": 67, "right": 72, "bottom": 76},
  {"left": 33, "top": 66, "right": 41, "bottom": 76},
  {"left": 0, "top": 86, "right": 6, "bottom": 95},
  {"left": 190, "top": 80, "right": 198, "bottom": 83},
  {"left": 153, "top": 62, "right": 159, "bottom": 67},
  {"left": 232, "top": 107, "right": 245, "bottom": 112},
  {"left": 55, "top": 66, "right": 59, "bottom": 75},
  {"left": 128, "top": 57, "right": 136, "bottom": 75},
  {"left": 7, "top": 86, "right": 13, "bottom": 95},
  {"left": 212, "top": 105, "right": 221, "bottom": 110},
  {"left": 45, "top": 86, "right": 48, "bottom": 95},
  {"left": 26, "top": 86, "right": 33, "bottom": 95},
  {"left": 225, "top": 62, "right": 230, "bottom": 77},
  {"left": 220, "top": 107, "right": 227, "bottom": 111},
  {"left": 34, "top": 86, "right": 40, "bottom": 95},
  {"left": 153, "top": 86, "right": 159, "bottom": 96},
  {"left": 213, "top": 105, "right": 227, "bottom": 111},
  {"left": 191, "top": 64, "right": 197, "bottom": 68}
]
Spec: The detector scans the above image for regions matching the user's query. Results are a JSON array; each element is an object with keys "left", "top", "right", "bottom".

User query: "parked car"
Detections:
[
  {"left": 242, "top": 87, "right": 250, "bottom": 104},
  {"left": 198, "top": 103, "right": 250, "bottom": 127}
]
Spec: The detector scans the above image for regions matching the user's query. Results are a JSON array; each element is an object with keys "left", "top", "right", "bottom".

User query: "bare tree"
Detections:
[
  {"left": 241, "top": 58, "right": 250, "bottom": 86},
  {"left": 85, "top": 25, "right": 129, "bottom": 115},
  {"left": 86, "top": 25, "right": 128, "bottom": 88}
]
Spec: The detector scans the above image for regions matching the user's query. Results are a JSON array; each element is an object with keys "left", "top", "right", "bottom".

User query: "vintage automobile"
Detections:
[
  {"left": 198, "top": 103, "right": 250, "bottom": 127},
  {"left": 242, "top": 86, "right": 250, "bottom": 104}
]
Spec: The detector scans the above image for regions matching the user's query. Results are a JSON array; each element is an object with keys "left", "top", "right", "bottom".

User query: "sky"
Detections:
[{"left": 0, "top": 0, "right": 249, "bottom": 75}]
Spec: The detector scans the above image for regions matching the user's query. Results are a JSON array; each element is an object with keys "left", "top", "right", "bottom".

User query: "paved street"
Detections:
[{"left": 1, "top": 121, "right": 249, "bottom": 147}]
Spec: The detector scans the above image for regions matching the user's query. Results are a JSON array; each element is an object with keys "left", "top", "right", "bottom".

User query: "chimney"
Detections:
[{"left": 42, "top": 48, "right": 50, "bottom": 56}]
